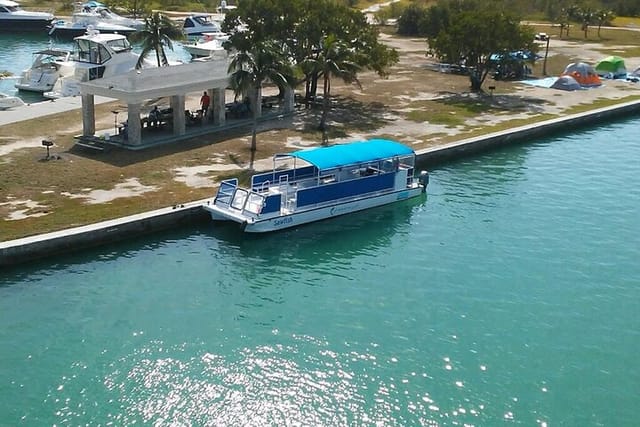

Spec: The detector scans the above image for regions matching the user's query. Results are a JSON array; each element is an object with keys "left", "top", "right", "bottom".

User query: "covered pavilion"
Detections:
[{"left": 76, "top": 59, "right": 295, "bottom": 150}]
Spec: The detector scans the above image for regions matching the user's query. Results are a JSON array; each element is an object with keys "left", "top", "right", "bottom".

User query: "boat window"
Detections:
[
  {"left": 194, "top": 16, "right": 214, "bottom": 26},
  {"left": 98, "top": 45, "right": 111, "bottom": 63},
  {"left": 184, "top": 18, "right": 194, "bottom": 28},
  {"left": 107, "top": 38, "right": 132, "bottom": 53},
  {"left": 230, "top": 189, "right": 249, "bottom": 210},
  {"left": 244, "top": 193, "right": 264, "bottom": 214}
]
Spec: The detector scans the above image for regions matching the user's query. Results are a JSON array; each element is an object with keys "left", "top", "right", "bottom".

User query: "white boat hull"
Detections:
[{"left": 204, "top": 186, "right": 423, "bottom": 233}]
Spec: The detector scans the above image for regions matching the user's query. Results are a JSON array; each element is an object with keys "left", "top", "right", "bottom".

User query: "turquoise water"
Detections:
[
  {"left": 1, "top": 118, "right": 640, "bottom": 425},
  {"left": 0, "top": 33, "right": 191, "bottom": 102}
]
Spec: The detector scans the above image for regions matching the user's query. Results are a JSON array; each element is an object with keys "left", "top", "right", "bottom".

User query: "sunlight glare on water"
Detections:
[{"left": 1, "top": 118, "right": 639, "bottom": 425}]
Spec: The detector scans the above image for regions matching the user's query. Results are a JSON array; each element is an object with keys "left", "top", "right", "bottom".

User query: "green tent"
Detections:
[{"left": 595, "top": 56, "right": 627, "bottom": 77}]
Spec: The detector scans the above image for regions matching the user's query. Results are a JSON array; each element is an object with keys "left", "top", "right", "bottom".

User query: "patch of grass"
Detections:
[
  {"left": 563, "top": 95, "right": 640, "bottom": 114},
  {"left": 612, "top": 17, "right": 640, "bottom": 28},
  {"left": 531, "top": 24, "right": 640, "bottom": 56}
]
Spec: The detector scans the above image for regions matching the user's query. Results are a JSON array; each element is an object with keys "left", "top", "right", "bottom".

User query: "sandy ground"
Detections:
[{"left": 2, "top": 34, "right": 640, "bottom": 222}]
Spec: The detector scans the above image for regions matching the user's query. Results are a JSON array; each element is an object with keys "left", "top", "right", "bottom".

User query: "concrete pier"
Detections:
[{"left": 2, "top": 99, "right": 640, "bottom": 267}]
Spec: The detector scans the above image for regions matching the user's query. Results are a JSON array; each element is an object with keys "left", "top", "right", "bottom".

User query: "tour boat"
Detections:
[
  {"left": 203, "top": 139, "right": 429, "bottom": 232},
  {"left": 14, "top": 48, "right": 71, "bottom": 93},
  {"left": 0, "top": 0, "right": 54, "bottom": 32}
]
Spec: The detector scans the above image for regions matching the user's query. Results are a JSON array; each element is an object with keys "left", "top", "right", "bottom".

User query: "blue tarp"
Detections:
[{"left": 287, "top": 139, "right": 414, "bottom": 171}]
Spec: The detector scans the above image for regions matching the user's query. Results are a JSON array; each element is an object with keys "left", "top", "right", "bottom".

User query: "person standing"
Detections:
[{"left": 200, "top": 91, "right": 210, "bottom": 118}]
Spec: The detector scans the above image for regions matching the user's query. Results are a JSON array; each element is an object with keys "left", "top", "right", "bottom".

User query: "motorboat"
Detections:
[
  {"left": 14, "top": 48, "right": 71, "bottom": 93},
  {"left": 44, "top": 30, "right": 140, "bottom": 99},
  {"left": 76, "top": 1, "right": 144, "bottom": 29},
  {"left": 48, "top": 1, "right": 141, "bottom": 39},
  {"left": 182, "top": 14, "right": 223, "bottom": 36},
  {"left": 203, "top": 139, "right": 429, "bottom": 232},
  {"left": 0, "top": 91, "right": 25, "bottom": 109},
  {"left": 48, "top": 17, "right": 137, "bottom": 39},
  {"left": 0, "top": 0, "right": 54, "bottom": 32},
  {"left": 182, "top": 32, "right": 228, "bottom": 58}
]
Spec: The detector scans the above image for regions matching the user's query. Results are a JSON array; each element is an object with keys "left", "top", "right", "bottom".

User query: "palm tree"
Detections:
[
  {"left": 302, "top": 34, "right": 361, "bottom": 144},
  {"left": 228, "top": 40, "right": 294, "bottom": 169},
  {"left": 130, "top": 12, "right": 183, "bottom": 69}
]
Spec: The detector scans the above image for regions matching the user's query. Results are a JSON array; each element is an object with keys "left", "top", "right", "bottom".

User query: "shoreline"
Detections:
[{"left": 3, "top": 99, "right": 639, "bottom": 267}]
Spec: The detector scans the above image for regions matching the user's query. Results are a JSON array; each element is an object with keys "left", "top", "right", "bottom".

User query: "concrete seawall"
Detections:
[
  {"left": 1, "top": 201, "right": 210, "bottom": 267},
  {"left": 416, "top": 99, "right": 640, "bottom": 165},
  {"left": 2, "top": 99, "right": 640, "bottom": 267}
]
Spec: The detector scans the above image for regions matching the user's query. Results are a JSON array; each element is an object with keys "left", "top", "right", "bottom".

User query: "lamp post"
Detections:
[
  {"left": 542, "top": 35, "right": 551, "bottom": 76},
  {"left": 112, "top": 110, "right": 119, "bottom": 135}
]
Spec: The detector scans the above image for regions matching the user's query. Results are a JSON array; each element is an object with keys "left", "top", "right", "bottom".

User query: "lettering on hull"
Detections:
[{"left": 272, "top": 216, "right": 294, "bottom": 227}]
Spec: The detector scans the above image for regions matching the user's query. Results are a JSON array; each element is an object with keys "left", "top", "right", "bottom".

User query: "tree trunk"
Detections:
[
  {"left": 320, "top": 73, "right": 330, "bottom": 141},
  {"left": 249, "top": 123, "right": 257, "bottom": 170}
]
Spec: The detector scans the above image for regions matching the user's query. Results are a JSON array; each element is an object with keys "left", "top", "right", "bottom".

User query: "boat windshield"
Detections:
[
  {"left": 193, "top": 15, "right": 216, "bottom": 26},
  {"left": 74, "top": 39, "right": 112, "bottom": 64},
  {"left": 0, "top": 5, "right": 19, "bottom": 13},
  {"left": 106, "top": 38, "right": 132, "bottom": 53}
]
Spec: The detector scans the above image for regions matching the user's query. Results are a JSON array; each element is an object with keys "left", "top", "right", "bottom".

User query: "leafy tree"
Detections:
[
  {"left": 109, "top": 0, "right": 149, "bottom": 19},
  {"left": 595, "top": 9, "right": 615, "bottom": 37},
  {"left": 301, "top": 34, "right": 362, "bottom": 143},
  {"left": 397, "top": 4, "right": 427, "bottom": 36},
  {"left": 428, "top": 8, "right": 537, "bottom": 91},
  {"left": 130, "top": 12, "right": 184, "bottom": 69},
  {"left": 228, "top": 40, "right": 294, "bottom": 169},
  {"left": 577, "top": 6, "right": 596, "bottom": 38},
  {"left": 222, "top": 0, "right": 398, "bottom": 102}
]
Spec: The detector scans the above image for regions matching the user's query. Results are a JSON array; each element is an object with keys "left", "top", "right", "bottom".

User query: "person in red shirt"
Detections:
[{"left": 200, "top": 91, "right": 210, "bottom": 117}]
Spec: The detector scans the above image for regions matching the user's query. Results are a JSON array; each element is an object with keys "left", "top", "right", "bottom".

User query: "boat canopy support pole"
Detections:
[{"left": 81, "top": 94, "right": 95, "bottom": 136}]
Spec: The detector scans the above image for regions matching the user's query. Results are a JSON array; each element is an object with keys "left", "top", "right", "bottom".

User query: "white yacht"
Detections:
[
  {"left": 48, "top": 1, "right": 142, "bottom": 39},
  {"left": 0, "top": 0, "right": 54, "bottom": 32},
  {"left": 182, "top": 14, "right": 223, "bottom": 36},
  {"left": 183, "top": 32, "right": 228, "bottom": 58},
  {"left": 15, "top": 48, "right": 71, "bottom": 93},
  {"left": 44, "top": 30, "right": 140, "bottom": 99}
]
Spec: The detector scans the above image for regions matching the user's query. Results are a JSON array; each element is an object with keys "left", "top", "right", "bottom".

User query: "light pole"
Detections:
[{"left": 112, "top": 110, "right": 119, "bottom": 135}]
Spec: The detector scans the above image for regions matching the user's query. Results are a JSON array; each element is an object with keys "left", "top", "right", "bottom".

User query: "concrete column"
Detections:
[
  {"left": 212, "top": 88, "right": 225, "bottom": 126},
  {"left": 171, "top": 95, "right": 186, "bottom": 136},
  {"left": 284, "top": 86, "right": 294, "bottom": 113},
  {"left": 81, "top": 94, "right": 95, "bottom": 136},
  {"left": 127, "top": 103, "right": 142, "bottom": 146},
  {"left": 206, "top": 88, "right": 214, "bottom": 122}
]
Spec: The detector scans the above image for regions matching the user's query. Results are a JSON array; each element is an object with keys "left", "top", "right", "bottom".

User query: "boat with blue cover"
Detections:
[{"left": 203, "top": 139, "right": 429, "bottom": 232}]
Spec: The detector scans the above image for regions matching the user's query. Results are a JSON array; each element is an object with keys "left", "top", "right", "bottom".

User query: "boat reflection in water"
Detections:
[{"left": 209, "top": 192, "right": 427, "bottom": 268}]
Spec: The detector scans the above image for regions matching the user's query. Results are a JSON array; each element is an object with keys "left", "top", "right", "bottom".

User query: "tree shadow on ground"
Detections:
[
  {"left": 436, "top": 91, "right": 550, "bottom": 114},
  {"left": 293, "top": 95, "right": 394, "bottom": 141}
]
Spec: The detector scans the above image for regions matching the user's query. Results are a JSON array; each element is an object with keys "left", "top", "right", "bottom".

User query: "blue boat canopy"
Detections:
[{"left": 286, "top": 139, "right": 414, "bottom": 171}]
